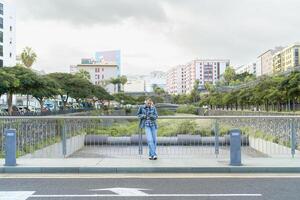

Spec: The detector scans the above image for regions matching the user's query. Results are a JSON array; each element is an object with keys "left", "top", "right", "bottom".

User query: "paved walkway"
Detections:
[
  {"left": 0, "top": 157, "right": 299, "bottom": 173},
  {"left": 69, "top": 146, "right": 267, "bottom": 159}
]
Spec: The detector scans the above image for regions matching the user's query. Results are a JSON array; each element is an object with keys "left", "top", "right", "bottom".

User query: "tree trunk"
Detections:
[
  {"left": 39, "top": 99, "right": 44, "bottom": 111},
  {"left": 26, "top": 94, "right": 29, "bottom": 108},
  {"left": 292, "top": 98, "right": 296, "bottom": 112},
  {"left": 61, "top": 95, "right": 68, "bottom": 110},
  {"left": 7, "top": 92, "right": 13, "bottom": 115}
]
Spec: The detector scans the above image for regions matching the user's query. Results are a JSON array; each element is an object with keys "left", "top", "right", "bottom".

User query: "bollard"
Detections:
[
  {"left": 4, "top": 129, "right": 17, "bottom": 166},
  {"left": 229, "top": 129, "right": 242, "bottom": 166}
]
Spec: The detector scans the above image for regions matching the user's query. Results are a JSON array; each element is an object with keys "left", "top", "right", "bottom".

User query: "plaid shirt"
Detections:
[
  {"left": 145, "top": 106, "right": 155, "bottom": 127},
  {"left": 137, "top": 105, "right": 158, "bottom": 129}
]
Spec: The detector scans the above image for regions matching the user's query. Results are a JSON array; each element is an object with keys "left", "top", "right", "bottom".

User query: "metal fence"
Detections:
[
  {"left": 0, "top": 108, "right": 95, "bottom": 117},
  {"left": 0, "top": 116, "right": 299, "bottom": 159}
]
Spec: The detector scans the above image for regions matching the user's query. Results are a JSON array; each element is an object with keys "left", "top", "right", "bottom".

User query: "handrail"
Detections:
[{"left": 0, "top": 115, "right": 300, "bottom": 120}]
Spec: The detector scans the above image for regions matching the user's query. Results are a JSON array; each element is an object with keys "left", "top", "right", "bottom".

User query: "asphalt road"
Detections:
[{"left": 0, "top": 175, "right": 299, "bottom": 200}]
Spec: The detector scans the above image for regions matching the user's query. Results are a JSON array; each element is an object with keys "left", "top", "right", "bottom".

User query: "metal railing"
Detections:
[{"left": 0, "top": 116, "right": 299, "bottom": 159}]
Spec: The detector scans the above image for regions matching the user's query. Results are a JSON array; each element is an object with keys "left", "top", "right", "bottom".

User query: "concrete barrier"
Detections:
[
  {"left": 248, "top": 136, "right": 299, "bottom": 157},
  {"left": 21, "top": 135, "right": 85, "bottom": 158},
  {"left": 83, "top": 135, "right": 249, "bottom": 146}
]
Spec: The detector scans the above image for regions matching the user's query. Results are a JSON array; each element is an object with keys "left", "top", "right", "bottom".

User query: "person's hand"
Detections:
[{"left": 149, "top": 114, "right": 155, "bottom": 120}]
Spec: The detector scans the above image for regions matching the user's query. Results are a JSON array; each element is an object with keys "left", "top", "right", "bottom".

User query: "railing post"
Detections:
[
  {"left": 60, "top": 120, "right": 67, "bottom": 158},
  {"left": 138, "top": 128, "right": 143, "bottom": 156},
  {"left": 214, "top": 119, "right": 219, "bottom": 158},
  {"left": 290, "top": 119, "right": 296, "bottom": 158}
]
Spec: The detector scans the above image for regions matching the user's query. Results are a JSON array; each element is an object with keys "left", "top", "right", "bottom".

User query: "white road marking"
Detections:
[
  {"left": 1, "top": 173, "right": 300, "bottom": 179},
  {"left": 90, "top": 187, "right": 150, "bottom": 196},
  {"left": 0, "top": 191, "right": 35, "bottom": 200},
  {"left": 0, "top": 190, "right": 262, "bottom": 199},
  {"left": 32, "top": 193, "right": 262, "bottom": 198}
]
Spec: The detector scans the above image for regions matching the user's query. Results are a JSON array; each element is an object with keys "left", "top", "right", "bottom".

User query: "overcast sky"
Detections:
[{"left": 15, "top": 0, "right": 300, "bottom": 75}]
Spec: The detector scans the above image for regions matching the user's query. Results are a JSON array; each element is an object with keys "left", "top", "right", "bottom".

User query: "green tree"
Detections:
[
  {"left": 223, "top": 66, "right": 236, "bottom": 85},
  {"left": 113, "top": 93, "right": 136, "bottom": 105},
  {"left": 30, "top": 75, "right": 60, "bottom": 110},
  {"left": 3, "top": 66, "right": 39, "bottom": 114},
  {"left": 119, "top": 75, "right": 128, "bottom": 92},
  {"left": 69, "top": 76, "right": 93, "bottom": 103},
  {"left": 76, "top": 69, "right": 91, "bottom": 80},
  {"left": 0, "top": 69, "right": 19, "bottom": 96},
  {"left": 48, "top": 73, "right": 93, "bottom": 109},
  {"left": 91, "top": 85, "right": 113, "bottom": 106},
  {"left": 110, "top": 78, "right": 121, "bottom": 93},
  {"left": 189, "top": 80, "right": 200, "bottom": 103},
  {"left": 0, "top": 69, "right": 19, "bottom": 114},
  {"left": 153, "top": 84, "right": 165, "bottom": 96}
]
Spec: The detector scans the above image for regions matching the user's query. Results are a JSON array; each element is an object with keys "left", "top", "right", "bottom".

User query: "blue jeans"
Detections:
[{"left": 145, "top": 126, "right": 157, "bottom": 157}]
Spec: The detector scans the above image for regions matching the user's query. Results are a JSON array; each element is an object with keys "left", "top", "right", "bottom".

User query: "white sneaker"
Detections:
[{"left": 153, "top": 156, "right": 157, "bottom": 160}]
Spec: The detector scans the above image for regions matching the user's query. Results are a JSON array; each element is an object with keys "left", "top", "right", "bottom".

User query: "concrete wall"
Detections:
[
  {"left": 21, "top": 135, "right": 85, "bottom": 158},
  {"left": 249, "top": 136, "right": 299, "bottom": 157}
]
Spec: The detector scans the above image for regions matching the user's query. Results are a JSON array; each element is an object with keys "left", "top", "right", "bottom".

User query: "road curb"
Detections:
[{"left": 1, "top": 166, "right": 300, "bottom": 173}]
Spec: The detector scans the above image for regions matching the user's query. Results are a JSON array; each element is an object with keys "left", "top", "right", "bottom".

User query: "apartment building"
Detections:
[
  {"left": 166, "top": 65, "right": 186, "bottom": 95},
  {"left": 0, "top": 0, "right": 16, "bottom": 67},
  {"left": 236, "top": 62, "right": 259, "bottom": 76},
  {"left": 166, "top": 59, "right": 229, "bottom": 94},
  {"left": 257, "top": 47, "right": 284, "bottom": 76}
]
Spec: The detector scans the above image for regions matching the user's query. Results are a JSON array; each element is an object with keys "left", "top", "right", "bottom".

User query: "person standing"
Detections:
[{"left": 137, "top": 98, "right": 158, "bottom": 160}]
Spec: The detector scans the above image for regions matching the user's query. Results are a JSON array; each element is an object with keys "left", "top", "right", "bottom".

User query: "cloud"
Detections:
[
  {"left": 16, "top": 0, "right": 167, "bottom": 25},
  {"left": 15, "top": 0, "right": 300, "bottom": 75},
  {"left": 163, "top": 0, "right": 300, "bottom": 65}
]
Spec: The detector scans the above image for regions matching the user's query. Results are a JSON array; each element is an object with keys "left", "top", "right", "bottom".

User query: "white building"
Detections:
[
  {"left": 124, "top": 71, "right": 167, "bottom": 93},
  {"left": 166, "top": 59, "right": 230, "bottom": 94},
  {"left": 0, "top": 0, "right": 16, "bottom": 105},
  {"left": 71, "top": 59, "right": 118, "bottom": 94},
  {"left": 194, "top": 59, "right": 229, "bottom": 87},
  {"left": 124, "top": 78, "right": 145, "bottom": 93},
  {"left": 144, "top": 71, "right": 166, "bottom": 92},
  {"left": 0, "top": 0, "right": 16, "bottom": 67},
  {"left": 235, "top": 61, "right": 262, "bottom": 77}
]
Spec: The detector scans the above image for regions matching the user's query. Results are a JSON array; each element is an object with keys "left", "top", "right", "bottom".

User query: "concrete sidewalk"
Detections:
[{"left": 0, "top": 157, "right": 299, "bottom": 173}]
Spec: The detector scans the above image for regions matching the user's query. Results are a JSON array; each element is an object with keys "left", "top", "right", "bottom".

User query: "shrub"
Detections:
[
  {"left": 176, "top": 120, "right": 197, "bottom": 134},
  {"left": 157, "top": 108, "right": 175, "bottom": 116},
  {"left": 176, "top": 105, "right": 198, "bottom": 115}
]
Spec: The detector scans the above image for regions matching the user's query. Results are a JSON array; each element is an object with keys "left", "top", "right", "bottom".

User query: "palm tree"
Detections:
[
  {"left": 21, "top": 47, "right": 37, "bottom": 68},
  {"left": 110, "top": 78, "right": 121, "bottom": 93},
  {"left": 21, "top": 47, "right": 37, "bottom": 108},
  {"left": 119, "top": 75, "right": 128, "bottom": 92}
]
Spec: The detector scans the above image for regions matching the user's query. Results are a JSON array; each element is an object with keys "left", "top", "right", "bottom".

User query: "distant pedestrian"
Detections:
[{"left": 137, "top": 98, "right": 158, "bottom": 160}]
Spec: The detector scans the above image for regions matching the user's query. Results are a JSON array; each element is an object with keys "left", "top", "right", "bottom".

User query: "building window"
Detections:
[
  {"left": 9, "top": 52, "right": 12, "bottom": 58},
  {"left": 10, "top": 26, "right": 12, "bottom": 31},
  {"left": 102, "top": 68, "right": 104, "bottom": 72},
  {"left": 102, "top": 75, "right": 104, "bottom": 79},
  {"left": 0, "top": 3, "right": 3, "bottom": 15},
  {"left": 0, "top": 45, "right": 3, "bottom": 57},
  {"left": 0, "top": 31, "right": 2, "bottom": 43},
  {"left": 0, "top": 18, "right": 2, "bottom": 29},
  {"left": 0, "top": 59, "right": 2, "bottom": 67}
]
